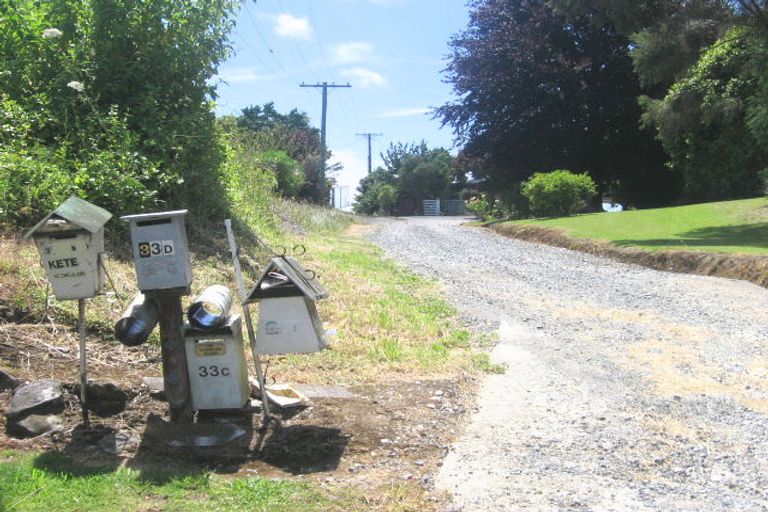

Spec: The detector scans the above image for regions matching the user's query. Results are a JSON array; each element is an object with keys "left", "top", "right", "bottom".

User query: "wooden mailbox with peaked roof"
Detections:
[
  {"left": 24, "top": 196, "right": 112, "bottom": 300},
  {"left": 244, "top": 256, "right": 328, "bottom": 355}
]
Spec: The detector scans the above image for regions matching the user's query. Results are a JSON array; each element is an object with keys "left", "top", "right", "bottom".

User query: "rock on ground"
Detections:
[{"left": 5, "top": 379, "right": 64, "bottom": 438}]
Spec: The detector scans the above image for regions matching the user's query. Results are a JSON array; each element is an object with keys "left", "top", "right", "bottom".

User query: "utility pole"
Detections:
[
  {"left": 356, "top": 132, "right": 383, "bottom": 174},
  {"left": 300, "top": 82, "right": 351, "bottom": 202}
]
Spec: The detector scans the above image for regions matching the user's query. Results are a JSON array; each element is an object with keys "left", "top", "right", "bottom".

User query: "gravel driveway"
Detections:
[{"left": 368, "top": 216, "right": 768, "bottom": 512}]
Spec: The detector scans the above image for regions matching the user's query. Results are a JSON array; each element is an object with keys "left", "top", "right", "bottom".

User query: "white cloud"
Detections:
[
  {"left": 331, "top": 42, "right": 374, "bottom": 64},
  {"left": 217, "top": 67, "right": 275, "bottom": 83},
  {"left": 378, "top": 107, "right": 433, "bottom": 118},
  {"left": 274, "top": 13, "right": 312, "bottom": 40},
  {"left": 341, "top": 67, "right": 387, "bottom": 88}
]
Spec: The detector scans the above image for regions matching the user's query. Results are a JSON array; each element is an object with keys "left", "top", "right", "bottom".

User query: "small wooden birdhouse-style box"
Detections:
[
  {"left": 120, "top": 210, "right": 193, "bottom": 293},
  {"left": 245, "top": 256, "right": 329, "bottom": 355},
  {"left": 24, "top": 196, "right": 112, "bottom": 300}
]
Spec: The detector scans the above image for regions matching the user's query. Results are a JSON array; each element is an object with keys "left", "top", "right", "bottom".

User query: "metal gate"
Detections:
[{"left": 423, "top": 199, "right": 441, "bottom": 216}]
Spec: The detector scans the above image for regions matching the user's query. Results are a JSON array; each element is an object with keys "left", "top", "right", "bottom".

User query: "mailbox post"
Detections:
[
  {"left": 121, "top": 210, "right": 194, "bottom": 422},
  {"left": 24, "top": 196, "right": 113, "bottom": 425}
]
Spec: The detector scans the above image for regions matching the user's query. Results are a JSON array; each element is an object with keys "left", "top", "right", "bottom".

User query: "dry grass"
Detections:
[{"left": 0, "top": 220, "right": 478, "bottom": 389}]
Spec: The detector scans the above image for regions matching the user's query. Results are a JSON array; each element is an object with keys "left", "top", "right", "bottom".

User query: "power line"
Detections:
[
  {"left": 277, "top": 0, "right": 320, "bottom": 83},
  {"left": 244, "top": 2, "right": 291, "bottom": 79},
  {"left": 305, "top": 0, "right": 332, "bottom": 76}
]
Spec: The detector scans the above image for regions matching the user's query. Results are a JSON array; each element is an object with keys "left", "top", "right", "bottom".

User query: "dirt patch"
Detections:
[
  {"left": 0, "top": 320, "right": 475, "bottom": 505},
  {"left": 343, "top": 222, "right": 376, "bottom": 236},
  {"left": 488, "top": 223, "right": 768, "bottom": 288}
]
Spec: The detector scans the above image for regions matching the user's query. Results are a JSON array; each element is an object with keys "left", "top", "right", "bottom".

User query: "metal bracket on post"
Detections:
[{"left": 224, "top": 219, "right": 271, "bottom": 424}]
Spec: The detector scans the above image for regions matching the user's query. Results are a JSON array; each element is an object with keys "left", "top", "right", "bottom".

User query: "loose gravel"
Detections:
[{"left": 368, "top": 216, "right": 768, "bottom": 512}]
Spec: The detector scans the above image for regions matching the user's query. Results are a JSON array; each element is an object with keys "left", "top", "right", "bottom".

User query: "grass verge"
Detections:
[
  {"left": 257, "top": 228, "right": 479, "bottom": 384},
  {"left": 1, "top": 204, "right": 489, "bottom": 512},
  {"left": 0, "top": 450, "right": 365, "bottom": 512},
  {"left": 511, "top": 197, "right": 768, "bottom": 255}
]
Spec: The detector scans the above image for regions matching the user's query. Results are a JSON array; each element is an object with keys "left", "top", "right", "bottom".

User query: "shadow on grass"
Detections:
[
  {"left": 612, "top": 223, "right": 768, "bottom": 250},
  {"left": 32, "top": 450, "right": 118, "bottom": 477}
]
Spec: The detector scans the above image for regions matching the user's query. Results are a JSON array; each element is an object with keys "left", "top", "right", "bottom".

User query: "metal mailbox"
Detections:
[
  {"left": 184, "top": 315, "right": 250, "bottom": 411},
  {"left": 245, "top": 256, "right": 329, "bottom": 355},
  {"left": 121, "top": 210, "right": 192, "bottom": 293},
  {"left": 24, "top": 196, "right": 112, "bottom": 300}
]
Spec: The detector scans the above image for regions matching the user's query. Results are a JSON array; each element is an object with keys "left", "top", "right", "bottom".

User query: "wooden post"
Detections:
[
  {"left": 77, "top": 299, "right": 89, "bottom": 426},
  {"left": 153, "top": 293, "right": 193, "bottom": 423}
]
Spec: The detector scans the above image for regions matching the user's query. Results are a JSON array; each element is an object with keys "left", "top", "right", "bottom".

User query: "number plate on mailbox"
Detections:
[{"left": 138, "top": 240, "right": 175, "bottom": 258}]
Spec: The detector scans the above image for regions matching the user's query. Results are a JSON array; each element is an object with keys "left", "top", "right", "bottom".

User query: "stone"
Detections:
[
  {"left": 84, "top": 382, "right": 129, "bottom": 416},
  {"left": 6, "top": 379, "right": 64, "bottom": 420},
  {"left": 98, "top": 430, "right": 140, "bottom": 455},
  {"left": 142, "top": 376, "right": 165, "bottom": 400},
  {"left": 291, "top": 384, "right": 355, "bottom": 399},
  {"left": 7, "top": 414, "right": 62, "bottom": 438},
  {"left": 0, "top": 369, "right": 19, "bottom": 392}
]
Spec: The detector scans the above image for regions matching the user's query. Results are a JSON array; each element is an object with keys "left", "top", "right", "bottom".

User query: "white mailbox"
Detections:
[
  {"left": 121, "top": 210, "right": 192, "bottom": 293},
  {"left": 24, "top": 196, "right": 112, "bottom": 300},
  {"left": 184, "top": 315, "right": 250, "bottom": 411},
  {"left": 245, "top": 256, "right": 329, "bottom": 355}
]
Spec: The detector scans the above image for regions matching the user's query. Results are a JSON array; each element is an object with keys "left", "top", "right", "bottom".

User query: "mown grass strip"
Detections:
[
  {"left": 0, "top": 451, "right": 341, "bottom": 512},
  {"left": 511, "top": 197, "right": 768, "bottom": 254}
]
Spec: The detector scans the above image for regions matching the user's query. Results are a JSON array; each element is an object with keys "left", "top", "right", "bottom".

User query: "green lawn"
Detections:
[{"left": 511, "top": 197, "right": 768, "bottom": 255}]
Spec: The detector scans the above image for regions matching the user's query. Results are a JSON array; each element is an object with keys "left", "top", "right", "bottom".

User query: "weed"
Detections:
[
  {"left": 472, "top": 352, "right": 506, "bottom": 374},
  {"left": 371, "top": 338, "right": 404, "bottom": 363}
]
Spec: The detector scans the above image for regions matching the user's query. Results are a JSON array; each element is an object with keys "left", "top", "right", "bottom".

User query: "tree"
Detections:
[
  {"left": 354, "top": 142, "right": 457, "bottom": 215},
  {"left": 640, "top": 28, "right": 766, "bottom": 200},
  {"left": 354, "top": 168, "right": 398, "bottom": 215},
  {"left": 437, "top": 0, "right": 676, "bottom": 208},
  {"left": 551, "top": 1, "right": 768, "bottom": 200},
  {"left": 0, "top": 0, "right": 238, "bottom": 223},
  {"left": 396, "top": 150, "right": 454, "bottom": 214},
  {"left": 236, "top": 102, "right": 326, "bottom": 203}
]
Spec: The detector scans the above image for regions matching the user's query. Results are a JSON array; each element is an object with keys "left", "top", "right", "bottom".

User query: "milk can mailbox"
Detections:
[
  {"left": 245, "top": 256, "right": 329, "bottom": 355},
  {"left": 120, "top": 210, "right": 192, "bottom": 293},
  {"left": 184, "top": 315, "right": 250, "bottom": 411},
  {"left": 23, "top": 196, "right": 112, "bottom": 300}
]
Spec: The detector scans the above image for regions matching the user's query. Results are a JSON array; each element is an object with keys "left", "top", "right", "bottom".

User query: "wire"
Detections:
[
  {"left": 243, "top": 1, "right": 293, "bottom": 80},
  {"left": 305, "top": 0, "right": 333, "bottom": 77},
  {"left": 276, "top": 0, "right": 320, "bottom": 83}
]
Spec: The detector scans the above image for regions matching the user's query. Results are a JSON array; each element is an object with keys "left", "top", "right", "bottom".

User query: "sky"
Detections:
[{"left": 214, "top": 0, "right": 470, "bottom": 205}]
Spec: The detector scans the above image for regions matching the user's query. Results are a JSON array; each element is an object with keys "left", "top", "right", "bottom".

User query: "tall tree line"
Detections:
[
  {"left": 0, "top": 0, "right": 238, "bottom": 225},
  {"left": 438, "top": 0, "right": 768, "bottom": 208}
]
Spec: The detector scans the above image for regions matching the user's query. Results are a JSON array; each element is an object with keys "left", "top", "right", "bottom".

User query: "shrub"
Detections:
[
  {"left": 465, "top": 193, "right": 500, "bottom": 221},
  {"left": 521, "top": 170, "right": 597, "bottom": 217}
]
